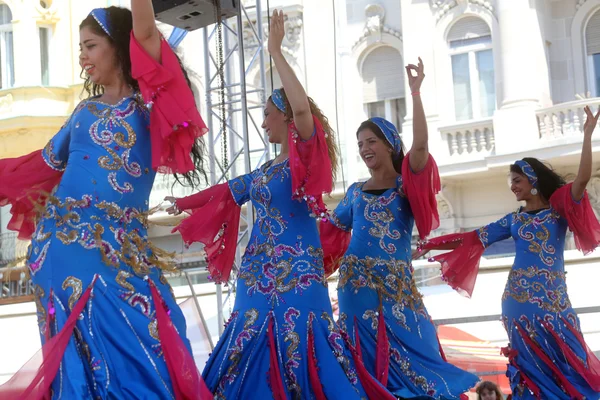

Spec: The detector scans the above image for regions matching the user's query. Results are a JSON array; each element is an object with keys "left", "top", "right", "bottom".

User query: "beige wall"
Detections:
[{"left": 0, "top": 0, "right": 112, "bottom": 158}]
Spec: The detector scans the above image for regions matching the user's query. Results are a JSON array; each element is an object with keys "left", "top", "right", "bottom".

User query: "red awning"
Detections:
[{"left": 438, "top": 325, "right": 511, "bottom": 394}]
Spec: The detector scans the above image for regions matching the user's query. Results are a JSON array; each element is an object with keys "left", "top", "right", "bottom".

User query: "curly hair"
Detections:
[
  {"left": 79, "top": 7, "right": 207, "bottom": 188},
  {"left": 268, "top": 88, "right": 340, "bottom": 183},
  {"left": 356, "top": 119, "right": 406, "bottom": 174},
  {"left": 510, "top": 157, "right": 566, "bottom": 201},
  {"left": 476, "top": 381, "right": 503, "bottom": 400}
]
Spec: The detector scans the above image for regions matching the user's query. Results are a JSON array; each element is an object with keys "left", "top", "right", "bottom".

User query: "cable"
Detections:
[
  {"left": 266, "top": 0, "right": 274, "bottom": 94},
  {"left": 214, "top": 0, "right": 228, "bottom": 179},
  {"left": 266, "top": 0, "right": 278, "bottom": 158},
  {"left": 332, "top": 0, "right": 347, "bottom": 191}
]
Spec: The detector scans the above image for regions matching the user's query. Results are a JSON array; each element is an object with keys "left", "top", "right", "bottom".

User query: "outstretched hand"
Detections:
[
  {"left": 411, "top": 247, "right": 430, "bottom": 260},
  {"left": 268, "top": 10, "right": 285, "bottom": 56},
  {"left": 164, "top": 196, "right": 181, "bottom": 215},
  {"left": 406, "top": 57, "right": 425, "bottom": 94},
  {"left": 583, "top": 105, "right": 600, "bottom": 137}
]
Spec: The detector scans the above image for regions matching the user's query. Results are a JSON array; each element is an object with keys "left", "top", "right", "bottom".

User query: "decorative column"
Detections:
[{"left": 492, "top": 0, "right": 552, "bottom": 153}]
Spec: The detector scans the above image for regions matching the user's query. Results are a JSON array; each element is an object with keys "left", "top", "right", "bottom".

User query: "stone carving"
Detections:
[
  {"left": 241, "top": 11, "right": 303, "bottom": 59},
  {"left": 436, "top": 188, "right": 455, "bottom": 219},
  {"left": 353, "top": 4, "right": 401, "bottom": 49},
  {"left": 430, "top": 0, "right": 495, "bottom": 21},
  {"left": 437, "top": 198, "right": 453, "bottom": 219},
  {"left": 34, "top": 0, "right": 60, "bottom": 23},
  {"left": 365, "top": 4, "right": 385, "bottom": 35},
  {"left": 576, "top": 0, "right": 589, "bottom": 10}
]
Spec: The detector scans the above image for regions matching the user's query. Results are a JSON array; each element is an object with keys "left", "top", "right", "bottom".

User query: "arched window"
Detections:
[
  {"left": 447, "top": 16, "right": 495, "bottom": 121},
  {"left": 361, "top": 46, "right": 406, "bottom": 132},
  {"left": 585, "top": 8, "right": 600, "bottom": 96},
  {"left": 0, "top": 4, "right": 14, "bottom": 89}
]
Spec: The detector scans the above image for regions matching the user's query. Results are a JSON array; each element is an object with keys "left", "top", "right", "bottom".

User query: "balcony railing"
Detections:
[
  {"left": 0, "top": 232, "right": 28, "bottom": 267},
  {"left": 439, "top": 118, "right": 495, "bottom": 160},
  {"left": 536, "top": 98, "right": 600, "bottom": 140},
  {"left": 0, "top": 232, "right": 33, "bottom": 304}
]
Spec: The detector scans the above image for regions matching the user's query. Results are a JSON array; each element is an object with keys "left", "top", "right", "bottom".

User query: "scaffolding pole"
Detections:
[{"left": 203, "top": 0, "right": 269, "bottom": 335}]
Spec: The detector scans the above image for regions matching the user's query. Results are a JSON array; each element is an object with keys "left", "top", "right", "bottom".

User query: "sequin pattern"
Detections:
[
  {"left": 29, "top": 86, "right": 189, "bottom": 398},
  {"left": 231, "top": 160, "right": 326, "bottom": 304},
  {"left": 331, "top": 176, "right": 477, "bottom": 398},
  {"left": 474, "top": 206, "right": 597, "bottom": 398}
]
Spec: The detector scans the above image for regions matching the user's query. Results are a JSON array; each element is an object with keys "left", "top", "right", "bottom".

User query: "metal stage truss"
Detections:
[{"left": 203, "top": 0, "right": 270, "bottom": 335}]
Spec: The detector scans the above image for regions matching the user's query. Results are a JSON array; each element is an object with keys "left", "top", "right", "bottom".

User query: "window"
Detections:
[
  {"left": 0, "top": 4, "right": 13, "bottom": 89},
  {"left": 361, "top": 46, "right": 406, "bottom": 132},
  {"left": 365, "top": 98, "right": 406, "bottom": 134},
  {"left": 585, "top": 9, "right": 600, "bottom": 96},
  {"left": 448, "top": 17, "right": 495, "bottom": 121},
  {"left": 39, "top": 27, "right": 51, "bottom": 86}
]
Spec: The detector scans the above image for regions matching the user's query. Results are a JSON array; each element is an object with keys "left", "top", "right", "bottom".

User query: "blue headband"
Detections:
[
  {"left": 370, "top": 117, "right": 402, "bottom": 154},
  {"left": 514, "top": 160, "right": 538, "bottom": 187},
  {"left": 90, "top": 8, "right": 112, "bottom": 37},
  {"left": 271, "top": 89, "right": 286, "bottom": 113}
]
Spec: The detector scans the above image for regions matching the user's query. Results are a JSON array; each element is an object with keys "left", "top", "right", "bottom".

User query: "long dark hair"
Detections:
[
  {"left": 356, "top": 119, "right": 406, "bottom": 174},
  {"left": 510, "top": 157, "right": 565, "bottom": 201},
  {"left": 268, "top": 87, "right": 339, "bottom": 183},
  {"left": 79, "top": 7, "right": 207, "bottom": 188}
]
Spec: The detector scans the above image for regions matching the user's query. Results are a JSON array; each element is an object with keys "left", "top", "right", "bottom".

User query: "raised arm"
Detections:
[
  {"left": 268, "top": 10, "right": 313, "bottom": 140},
  {"left": 407, "top": 58, "right": 429, "bottom": 172},
  {"left": 572, "top": 106, "right": 600, "bottom": 200},
  {"left": 131, "top": 0, "right": 161, "bottom": 62}
]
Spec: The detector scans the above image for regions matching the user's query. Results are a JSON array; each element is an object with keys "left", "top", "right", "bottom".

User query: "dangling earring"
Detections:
[{"left": 531, "top": 188, "right": 538, "bottom": 196}]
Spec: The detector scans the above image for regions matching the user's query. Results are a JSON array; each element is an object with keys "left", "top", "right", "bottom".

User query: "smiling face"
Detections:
[
  {"left": 79, "top": 26, "right": 119, "bottom": 87},
  {"left": 261, "top": 100, "right": 288, "bottom": 144},
  {"left": 510, "top": 171, "right": 535, "bottom": 201},
  {"left": 357, "top": 128, "right": 393, "bottom": 170}
]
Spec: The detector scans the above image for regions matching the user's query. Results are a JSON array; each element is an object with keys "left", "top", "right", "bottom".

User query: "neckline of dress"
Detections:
[
  {"left": 267, "top": 158, "right": 289, "bottom": 168},
  {"left": 359, "top": 175, "right": 402, "bottom": 195},
  {"left": 88, "top": 92, "right": 137, "bottom": 108},
  {"left": 518, "top": 206, "right": 551, "bottom": 215}
]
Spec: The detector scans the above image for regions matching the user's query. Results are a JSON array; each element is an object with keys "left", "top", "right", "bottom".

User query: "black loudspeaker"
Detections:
[{"left": 152, "top": 0, "right": 238, "bottom": 31}]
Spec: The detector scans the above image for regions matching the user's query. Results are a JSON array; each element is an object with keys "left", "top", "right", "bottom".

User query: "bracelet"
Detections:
[{"left": 411, "top": 91, "right": 421, "bottom": 96}]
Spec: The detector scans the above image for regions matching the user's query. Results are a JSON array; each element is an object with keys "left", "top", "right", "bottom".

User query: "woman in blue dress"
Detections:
[
  {"left": 167, "top": 10, "right": 394, "bottom": 400},
  {"left": 320, "top": 59, "right": 478, "bottom": 399},
  {"left": 0, "top": 2, "right": 211, "bottom": 399},
  {"left": 421, "top": 106, "right": 600, "bottom": 399}
]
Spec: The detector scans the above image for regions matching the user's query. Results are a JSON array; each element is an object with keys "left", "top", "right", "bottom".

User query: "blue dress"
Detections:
[
  {"left": 27, "top": 95, "right": 191, "bottom": 399},
  {"left": 200, "top": 159, "right": 378, "bottom": 399},
  {"left": 476, "top": 207, "right": 600, "bottom": 399},
  {"left": 330, "top": 177, "right": 478, "bottom": 399}
]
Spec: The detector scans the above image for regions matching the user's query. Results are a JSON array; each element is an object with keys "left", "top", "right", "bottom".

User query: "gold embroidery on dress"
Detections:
[
  {"left": 62, "top": 276, "right": 83, "bottom": 311},
  {"left": 116, "top": 271, "right": 136, "bottom": 292},
  {"left": 503, "top": 266, "right": 571, "bottom": 313}
]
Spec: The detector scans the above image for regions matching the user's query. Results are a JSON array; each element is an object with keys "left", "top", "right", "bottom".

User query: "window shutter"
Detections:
[
  {"left": 0, "top": 5, "right": 11, "bottom": 25},
  {"left": 447, "top": 16, "right": 490, "bottom": 42},
  {"left": 586, "top": 10, "right": 600, "bottom": 55},
  {"left": 361, "top": 46, "right": 404, "bottom": 103}
]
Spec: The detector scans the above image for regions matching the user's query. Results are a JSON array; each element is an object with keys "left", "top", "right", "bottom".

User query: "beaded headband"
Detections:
[
  {"left": 514, "top": 159, "right": 538, "bottom": 187},
  {"left": 370, "top": 117, "right": 402, "bottom": 154},
  {"left": 90, "top": 8, "right": 112, "bottom": 38},
  {"left": 271, "top": 88, "right": 286, "bottom": 113}
]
